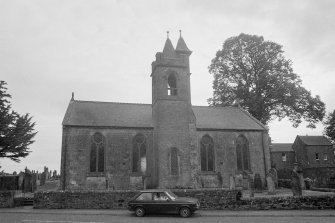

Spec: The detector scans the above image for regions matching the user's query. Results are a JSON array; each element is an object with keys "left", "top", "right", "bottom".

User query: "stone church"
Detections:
[{"left": 60, "top": 34, "right": 271, "bottom": 190}]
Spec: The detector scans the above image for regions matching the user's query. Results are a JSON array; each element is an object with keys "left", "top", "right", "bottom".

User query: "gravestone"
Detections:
[
  {"left": 23, "top": 173, "right": 32, "bottom": 193},
  {"left": 229, "top": 174, "right": 236, "bottom": 190},
  {"left": 31, "top": 173, "right": 37, "bottom": 192},
  {"left": 248, "top": 173, "right": 254, "bottom": 197},
  {"left": 53, "top": 170, "right": 57, "bottom": 179},
  {"left": 40, "top": 172, "right": 46, "bottom": 186},
  {"left": 253, "top": 173, "right": 263, "bottom": 192},
  {"left": 266, "top": 167, "right": 277, "bottom": 195},
  {"left": 266, "top": 175, "right": 275, "bottom": 194},
  {"left": 291, "top": 165, "right": 302, "bottom": 196},
  {"left": 217, "top": 172, "right": 223, "bottom": 188},
  {"left": 235, "top": 174, "right": 243, "bottom": 188}
]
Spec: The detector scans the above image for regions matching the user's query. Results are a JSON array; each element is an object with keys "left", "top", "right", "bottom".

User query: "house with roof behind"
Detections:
[
  {"left": 292, "top": 135, "right": 335, "bottom": 188},
  {"left": 60, "top": 33, "right": 271, "bottom": 190},
  {"left": 270, "top": 143, "right": 296, "bottom": 179}
]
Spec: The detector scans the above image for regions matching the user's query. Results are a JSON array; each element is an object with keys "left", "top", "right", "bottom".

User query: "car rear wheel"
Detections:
[
  {"left": 135, "top": 207, "right": 145, "bottom": 217},
  {"left": 179, "top": 207, "right": 191, "bottom": 218}
]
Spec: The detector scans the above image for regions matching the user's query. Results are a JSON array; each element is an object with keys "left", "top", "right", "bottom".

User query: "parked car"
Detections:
[{"left": 127, "top": 189, "right": 200, "bottom": 217}]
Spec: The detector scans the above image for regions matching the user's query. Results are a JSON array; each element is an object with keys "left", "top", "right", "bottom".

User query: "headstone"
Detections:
[
  {"left": 253, "top": 173, "right": 263, "bottom": 192},
  {"left": 40, "top": 172, "right": 46, "bottom": 186},
  {"left": 266, "top": 175, "right": 275, "bottom": 195},
  {"left": 44, "top": 166, "right": 49, "bottom": 180},
  {"left": 217, "top": 172, "right": 223, "bottom": 188},
  {"left": 18, "top": 172, "right": 24, "bottom": 190},
  {"left": 248, "top": 173, "right": 254, "bottom": 197},
  {"left": 291, "top": 164, "right": 302, "bottom": 196},
  {"left": 235, "top": 174, "right": 243, "bottom": 188},
  {"left": 266, "top": 167, "right": 277, "bottom": 195},
  {"left": 23, "top": 173, "right": 32, "bottom": 193},
  {"left": 31, "top": 173, "right": 37, "bottom": 192},
  {"left": 53, "top": 170, "right": 57, "bottom": 179},
  {"left": 229, "top": 174, "right": 236, "bottom": 190}
]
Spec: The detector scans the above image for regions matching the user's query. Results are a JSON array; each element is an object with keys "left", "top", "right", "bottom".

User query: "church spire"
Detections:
[
  {"left": 162, "top": 31, "right": 176, "bottom": 57},
  {"left": 176, "top": 30, "right": 191, "bottom": 55}
]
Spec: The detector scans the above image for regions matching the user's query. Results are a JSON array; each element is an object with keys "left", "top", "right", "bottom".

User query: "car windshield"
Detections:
[{"left": 165, "top": 191, "right": 178, "bottom": 201}]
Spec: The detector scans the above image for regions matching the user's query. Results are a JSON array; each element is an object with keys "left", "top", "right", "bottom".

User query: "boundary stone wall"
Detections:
[
  {"left": 235, "top": 195, "right": 335, "bottom": 210},
  {"left": 33, "top": 189, "right": 335, "bottom": 210},
  {"left": 0, "top": 191, "right": 14, "bottom": 208},
  {"left": 34, "top": 189, "right": 239, "bottom": 209}
]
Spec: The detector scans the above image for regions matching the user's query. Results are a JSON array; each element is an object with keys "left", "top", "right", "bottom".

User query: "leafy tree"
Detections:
[
  {"left": 208, "top": 33, "right": 325, "bottom": 128},
  {"left": 0, "top": 81, "right": 37, "bottom": 162},
  {"left": 324, "top": 110, "right": 335, "bottom": 143}
]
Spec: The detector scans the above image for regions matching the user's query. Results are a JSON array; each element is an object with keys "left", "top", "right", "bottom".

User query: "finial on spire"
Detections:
[
  {"left": 179, "top": 30, "right": 182, "bottom": 38},
  {"left": 71, "top": 92, "right": 74, "bottom": 101},
  {"left": 166, "top": 31, "right": 169, "bottom": 39}
]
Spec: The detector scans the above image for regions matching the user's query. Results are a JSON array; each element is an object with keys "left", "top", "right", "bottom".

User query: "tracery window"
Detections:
[
  {"left": 171, "top": 147, "right": 179, "bottom": 175},
  {"left": 200, "top": 135, "right": 214, "bottom": 171},
  {"left": 236, "top": 135, "right": 250, "bottom": 171},
  {"left": 133, "top": 134, "right": 146, "bottom": 173},
  {"left": 167, "top": 74, "right": 177, "bottom": 96},
  {"left": 90, "top": 132, "right": 105, "bottom": 172}
]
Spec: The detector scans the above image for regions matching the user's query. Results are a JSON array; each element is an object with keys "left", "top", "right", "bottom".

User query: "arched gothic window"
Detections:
[
  {"left": 90, "top": 132, "right": 105, "bottom": 172},
  {"left": 200, "top": 135, "right": 214, "bottom": 171},
  {"left": 167, "top": 74, "right": 177, "bottom": 96},
  {"left": 170, "top": 147, "right": 179, "bottom": 175},
  {"left": 133, "top": 134, "right": 146, "bottom": 173},
  {"left": 236, "top": 135, "right": 250, "bottom": 171}
]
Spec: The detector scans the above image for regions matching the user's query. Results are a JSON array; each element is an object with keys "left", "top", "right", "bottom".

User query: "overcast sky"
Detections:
[{"left": 1, "top": 0, "right": 335, "bottom": 173}]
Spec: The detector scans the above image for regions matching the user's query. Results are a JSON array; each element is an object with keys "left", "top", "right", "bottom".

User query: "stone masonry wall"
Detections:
[
  {"left": 61, "top": 127, "right": 153, "bottom": 190},
  {"left": 235, "top": 195, "right": 335, "bottom": 210},
  {"left": 196, "top": 131, "right": 269, "bottom": 188},
  {"left": 0, "top": 191, "right": 14, "bottom": 208},
  {"left": 33, "top": 189, "right": 335, "bottom": 210},
  {"left": 34, "top": 189, "right": 239, "bottom": 209},
  {"left": 303, "top": 167, "right": 335, "bottom": 188}
]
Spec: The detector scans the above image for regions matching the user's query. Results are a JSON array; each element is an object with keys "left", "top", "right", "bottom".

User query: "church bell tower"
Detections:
[{"left": 150, "top": 31, "right": 197, "bottom": 188}]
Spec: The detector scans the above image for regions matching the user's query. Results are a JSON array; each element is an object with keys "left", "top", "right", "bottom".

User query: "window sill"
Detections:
[
  {"left": 130, "top": 172, "right": 145, "bottom": 177},
  {"left": 200, "top": 171, "right": 217, "bottom": 175},
  {"left": 86, "top": 172, "right": 105, "bottom": 177}
]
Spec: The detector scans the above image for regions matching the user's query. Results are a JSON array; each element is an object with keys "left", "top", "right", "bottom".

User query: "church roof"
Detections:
[
  {"left": 192, "top": 106, "right": 266, "bottom": 130},
  {"left": 62, "top": 100, "right": 153, "bottom": 128},
  {"left": 63, "top": 100, "right": 266, "bottom": 131}
]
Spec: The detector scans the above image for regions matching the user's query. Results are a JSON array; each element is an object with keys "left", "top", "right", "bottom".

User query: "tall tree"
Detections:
[
  {"left": 0, "top": 81, "right": 37, "bottom": 162},
  {"left": 209, "top": 33, "right": 325, "bottom": 128},
  {"left": 324, "top": 110, "right": 335, "bottom": 143}
]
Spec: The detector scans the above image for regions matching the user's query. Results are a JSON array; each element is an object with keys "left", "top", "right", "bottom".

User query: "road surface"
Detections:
[{"left": 1, "top": 208, "right": 335, "bottom": 223}]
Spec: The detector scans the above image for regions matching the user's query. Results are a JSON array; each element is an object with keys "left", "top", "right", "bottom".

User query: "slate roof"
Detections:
[
  {"left": 176, "top": 36, "right": 191, "bottom": 53},
  {"left": 297, "top": 135, "right": 332, "bottom": 146},
  {"left": 162, "top": 38, "right": 176, "bottom": 57},
  {"left": 270, "top": 143, "right": 293, "bottom": 152},
  {"left": 192, "top": 106, "right": 265, "bottom": 130},
  {"left": 62, "top": 100, "right": 266, "bottom": 131},
  {"left": 62, "top": 101, "right": 152, "bottom": 128}
]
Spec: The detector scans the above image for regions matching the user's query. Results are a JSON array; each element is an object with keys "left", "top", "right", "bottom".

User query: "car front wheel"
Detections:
[
  {"left": 135, "top": 207, "right": 145, "bottom": 217},
  {"left": 179, "top": 207, "right": 191, "bottom": 218}
]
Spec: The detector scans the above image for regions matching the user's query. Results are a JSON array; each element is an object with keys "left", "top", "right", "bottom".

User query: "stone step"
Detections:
[{"left": 23, "top": 199, "right": 34, "bottom": 206}]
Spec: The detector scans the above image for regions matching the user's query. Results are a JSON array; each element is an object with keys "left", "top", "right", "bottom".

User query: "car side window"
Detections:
[
  {"left": 136, "top": 193, "right": 152, "bottom": 201},
  {"left": 153, "top": 192, "right": 169, "bottom": 201}
]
